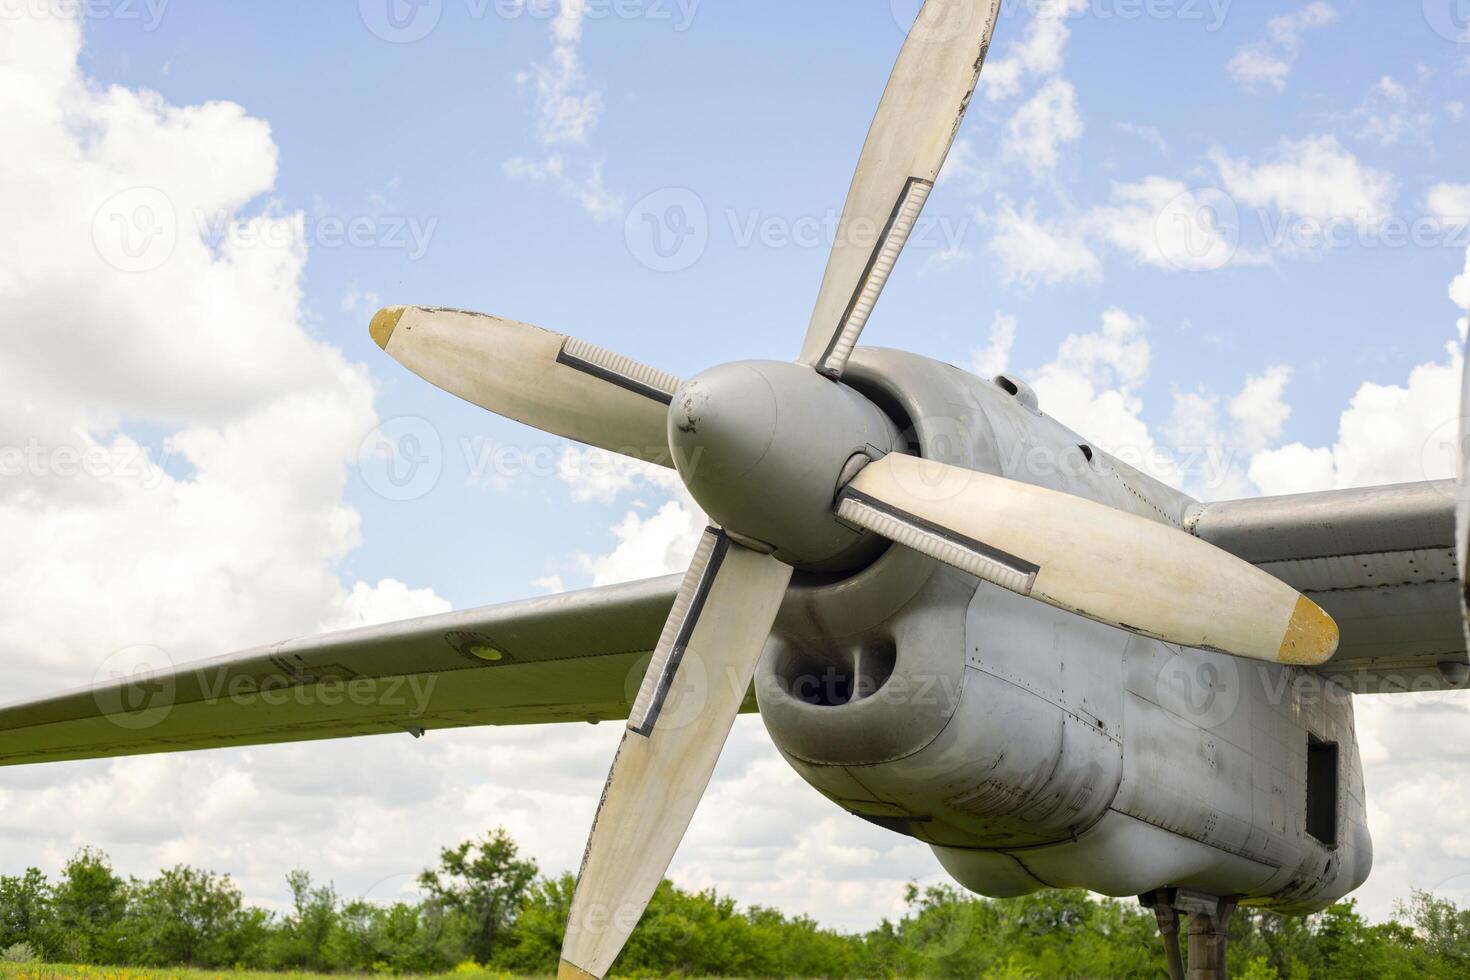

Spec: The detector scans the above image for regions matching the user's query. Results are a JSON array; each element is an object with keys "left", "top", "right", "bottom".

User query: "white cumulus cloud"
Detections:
[
  {"left": 0, "top": 11, "right": 449, "bottom": 690},
  {"left": 1086, "top": 177, "right": 1242, "bottom": 273},
  {"left": 1429, "top": 183, "right": 1470, "bottom": 225},
  {"left": 1003, "top": 76, "right": 1083, "bottom": 173},
  {"left": 1228, "top": 2, "right": 1338, "bottom": 93},
  {"left": 973, "top": 312, "right": 1018, "bottom": 379},
  {"left": 980, "top": 0, "right": 1088, "bottom": 101},
  {"left": 1212, "top": 135, "right": 1397, "bottom": 229},
  {"left": 1030, "top": 309, "right": 1181, "bottom": 485},
  {"left": 504, "top": 0, "right": 622, "bottom": 221},
  {"left": 0, "top": 4, "right": 463, "bottom": 917},
  {"left": 988, "top": 201, "right": 1101, "bottom": 287},
  {"left": 1248, "top": 353, "right": 1463, "bottom": 496}
]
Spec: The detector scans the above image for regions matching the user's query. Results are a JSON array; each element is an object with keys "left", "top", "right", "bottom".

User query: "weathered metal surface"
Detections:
[
  {"left": 798, "top": 0, "right": 1004, "bottom": 378},
  {"left": 0, "top": 576, "right": 685, "bottom": 766},
  {"left": 562, "top": 536, "right": 792, "bottom": 980},
  {"left": 760, "top": 348, "right": 1372, "bottom": 914},
  {"left": 1187, "top": 483, "right": 1469, "bottom": 692}
]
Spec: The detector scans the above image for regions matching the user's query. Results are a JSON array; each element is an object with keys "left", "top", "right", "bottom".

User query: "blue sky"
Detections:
[
  {"left": 3, "top": 0, "right": 1469, "bottom": 930},
  {"left": 76, "top": 0, "right": 1470, "bottom": 609}
]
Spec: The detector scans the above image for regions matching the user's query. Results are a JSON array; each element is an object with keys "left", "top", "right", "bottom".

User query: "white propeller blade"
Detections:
[
  {"left": 372, "top": 306, "right": 681, "bottom": 465},
  {"left": 559, "top": 530, "right": 793, "bottom": 980},
  {"left": 838, "top": 454, "right": 1340, "bottom": 666},
  {"left": 798, "top": 0, "right": 1004, "bottom": 379}
]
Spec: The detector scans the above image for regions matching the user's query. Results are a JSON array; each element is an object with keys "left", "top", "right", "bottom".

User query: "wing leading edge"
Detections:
[
  {"left": 1187, "top": 481, "right": 1468, "bottom": 693},
  {"left": 0, "top": 576, "right": 685, "bottom": 767}
]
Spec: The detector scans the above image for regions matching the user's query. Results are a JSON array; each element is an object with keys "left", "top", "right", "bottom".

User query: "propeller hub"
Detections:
[{"left": 669, "top": 361, "right": 899, "bottom": 570}]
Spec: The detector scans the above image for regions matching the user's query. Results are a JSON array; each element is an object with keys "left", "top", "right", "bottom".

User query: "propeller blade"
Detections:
[
  {"left": 559, "top": 529, "right": 792, "bottom": 980},
  {"left": 798, "top": 0, "right": 1003, "bottom": 379},
  {"left": 837, "top": 454, "right": 1340, "bottom": 666},
  {"left": 371, "top": 306, "right": 682, "bottom": 465}
]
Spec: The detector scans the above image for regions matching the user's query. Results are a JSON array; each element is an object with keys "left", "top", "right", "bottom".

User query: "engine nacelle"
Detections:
[{"left": 757, "top": 348, "right": 1372, "bottom": 914}]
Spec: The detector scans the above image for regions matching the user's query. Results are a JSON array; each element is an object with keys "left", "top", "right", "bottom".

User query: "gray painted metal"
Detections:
[
  {"left": 1187, "top": 483, "right": 1469, "bottom": 692},
  {"left": 758, "top": 348, "right": 1373, "bottom": 915},
  {"left": 0, "top": 576, "right": 682, "bottom": 766},
  {"left": 668, "top": 360, "right": 898, "bottom": 569}
]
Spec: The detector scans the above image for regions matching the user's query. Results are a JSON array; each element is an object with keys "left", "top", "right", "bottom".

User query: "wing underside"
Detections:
[
  {"left": 1187, "top": 481, "right": 1468, "bottom": 693},
  {"left": 9, "top": 480, "right": 1463, "bottom": 766},
  {"left": 0, "top": 576, "right": 684, "bottom": 767}
]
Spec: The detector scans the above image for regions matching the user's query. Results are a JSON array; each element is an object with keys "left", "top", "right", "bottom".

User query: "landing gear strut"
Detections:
[{"left": 1140, "top": 889, "right": 1239, "bottom": 980}]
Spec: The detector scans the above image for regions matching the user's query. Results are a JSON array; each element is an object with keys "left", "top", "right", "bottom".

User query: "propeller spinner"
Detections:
[{"left": 368, "top": 2, "right": 1338, "bottom": 976}]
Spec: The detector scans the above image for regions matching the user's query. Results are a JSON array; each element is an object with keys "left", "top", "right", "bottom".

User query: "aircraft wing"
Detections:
[
  {"left": 0, "top": 575, "right": 683, "bottom": 767},
  {"left": 1187, "top": 481, "right": 1469, "bottom": 693}
]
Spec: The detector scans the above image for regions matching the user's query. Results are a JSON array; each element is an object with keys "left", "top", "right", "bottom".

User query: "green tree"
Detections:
[
  {"left": 1398, "top": 889, "right": 1470, "bottom": 975},
  {"left": 4, "top": 829, "right": 1470, "bottom": 977},
  {"left": 325, "top": 898, "right": 461, "bottom": 974},
  {"left": 123, "top": 865, "right": 247, "bottom": 967},
  {"left": 43, "top": 847, "right": 127, "bottom": 964},
  {"left": 0, "top": 869, "right": 49, "bottom": 952},
  {"left": 492, "top": 871, "right": 573, "bottom": 974},
  {"left": 1229, "top": 905, "right": 1320, "bottom": 976},
  {"left": 1238, "top": 955, "right": 1281, "bottom": 980},
  {"left": 863, "top": 885, "right": 1159, "bottom": 979},
  {"left": 418, "top": 827, "right": 537, "bottom": 966},
  {"left": 265, "top": 869, "right": 339, "bottom": 972}
]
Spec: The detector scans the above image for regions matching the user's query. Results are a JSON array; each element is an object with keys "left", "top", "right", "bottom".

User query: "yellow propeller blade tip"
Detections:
[
  {"left": 1278, "top": 596, "right": 1340, "bottom": 666},
  {"left": 558, "top": 959, "right": 599, "bottom": 980},
  {"left": 369, "top": 306, "right": 406, "bottom": 351}
]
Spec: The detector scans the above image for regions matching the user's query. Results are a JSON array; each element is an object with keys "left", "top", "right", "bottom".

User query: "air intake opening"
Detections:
[
  {"left": 778, "top": 641, "right": 898, "bottom": 708},
  {"left": 993, "top": 374, "right": 1039, "bottom": 411},
  {"left": 1306, "top": 736, "right": 1339, "bottom": 847}
]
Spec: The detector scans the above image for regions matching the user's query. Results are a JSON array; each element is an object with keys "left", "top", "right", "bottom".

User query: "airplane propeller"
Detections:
[
  {"left": 370, "top": 306, "right": 680, "bottom": 467},
  {"left": 368, "top": 2, "right": 1338, "bottom": 976}
]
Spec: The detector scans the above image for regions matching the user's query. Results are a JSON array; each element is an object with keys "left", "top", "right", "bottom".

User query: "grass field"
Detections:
[{"left": 0, "top": 969, "right": 530, "bottom": 980}]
